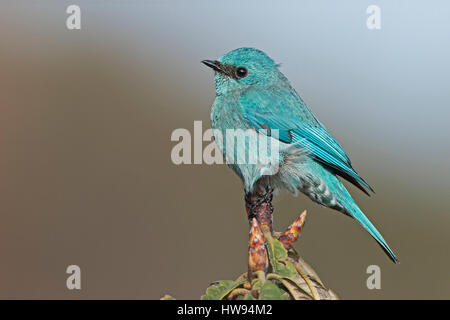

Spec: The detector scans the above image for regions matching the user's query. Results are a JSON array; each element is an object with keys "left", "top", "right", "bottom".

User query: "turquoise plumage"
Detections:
[{"left": 203, "top": 47, "right": 398, "bottom": 263}]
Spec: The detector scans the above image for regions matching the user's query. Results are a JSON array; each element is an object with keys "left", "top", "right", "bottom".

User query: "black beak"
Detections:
[{"left": 201, "top": 60, "right": 223, "bottom": 73}]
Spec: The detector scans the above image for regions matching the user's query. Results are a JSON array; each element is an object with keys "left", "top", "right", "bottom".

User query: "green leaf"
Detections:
[
  {"left": 201, "top": 279, "right": 247, "bottom": 300},
  {"left": 243, "top": 293, "right": 255, "bottom": 300},
  {"left": 251, "top": 279, "right": 262, "bottom": 292},
  {"left": 272, "top": 236, "right": 288, "bottom": 260},
  {"left": 259, "top": 280, "right": 289, "bottom": 300},
  {"left": 277, "top": 260, "right": 298, "bottom": 278},
  {"left": 265, "top": 236, "right": 297, "bottom": 278}
]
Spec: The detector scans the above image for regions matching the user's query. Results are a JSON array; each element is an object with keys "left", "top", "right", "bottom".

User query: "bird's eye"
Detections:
[{"left": 236, "top": 67, "right": 248, "bottom": 78}]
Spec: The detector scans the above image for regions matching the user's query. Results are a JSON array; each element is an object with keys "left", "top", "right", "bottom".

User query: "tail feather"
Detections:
[
  {"left": 288, "top": 159, "right": 398, "bottom": 262},
  {"left": 347, "top": 202, "right": 399, "bottom": 263}
]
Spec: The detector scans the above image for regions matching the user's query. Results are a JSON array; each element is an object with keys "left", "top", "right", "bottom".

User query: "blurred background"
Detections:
[{"left": 0, "top": 0, "right": 449, "bottom": 299}]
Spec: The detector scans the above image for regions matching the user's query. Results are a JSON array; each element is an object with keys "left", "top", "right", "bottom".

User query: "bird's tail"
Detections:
[
  {"left": 289, "top": 159, "right": 398, "bottom": 262},
  {"left": 343, "top": 196, "right": 399, "bottom": 263}
]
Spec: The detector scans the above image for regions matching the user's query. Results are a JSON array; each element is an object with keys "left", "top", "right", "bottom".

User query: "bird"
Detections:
[{"left": 202, "top": 47, "right": 398, "bottom": 263}]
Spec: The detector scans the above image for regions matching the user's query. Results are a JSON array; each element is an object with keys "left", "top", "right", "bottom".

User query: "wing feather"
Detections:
[{"left": 241, "top": 87, "right": 373, "bottom": 194}]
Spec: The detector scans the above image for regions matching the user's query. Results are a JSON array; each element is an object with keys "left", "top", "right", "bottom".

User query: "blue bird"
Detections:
[{"left": 202, "top": 48, "right": 398, "bottom": 263}]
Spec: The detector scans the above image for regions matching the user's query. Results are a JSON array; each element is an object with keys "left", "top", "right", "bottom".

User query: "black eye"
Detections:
[{"left": 236, "top": 67, "right": 248, "bottom": 78}]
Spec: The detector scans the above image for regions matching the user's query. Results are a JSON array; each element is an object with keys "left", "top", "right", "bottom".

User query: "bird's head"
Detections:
[{"left": 202, "top": 48, "right": 284, "bottom": 94}]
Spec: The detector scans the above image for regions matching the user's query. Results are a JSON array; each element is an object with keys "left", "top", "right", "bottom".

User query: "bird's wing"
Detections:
[{"left": 240, "top": 87, "right": 373, "bottom": 194}]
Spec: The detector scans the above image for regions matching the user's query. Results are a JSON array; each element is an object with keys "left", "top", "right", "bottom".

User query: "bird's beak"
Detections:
[{"left": 201, "top": 60, "right": 223, "bottom": 73}]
